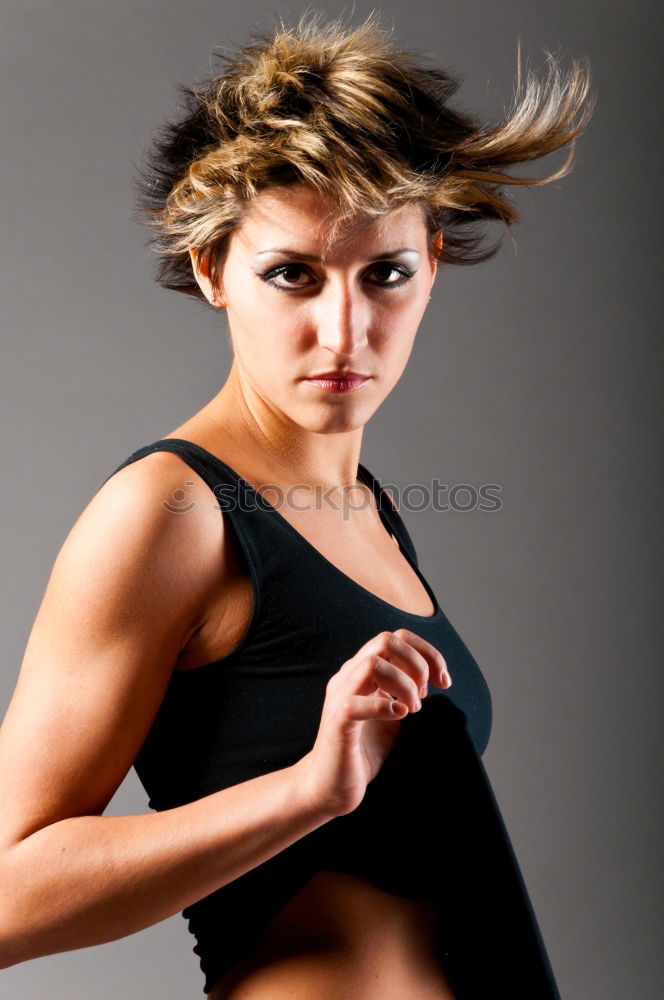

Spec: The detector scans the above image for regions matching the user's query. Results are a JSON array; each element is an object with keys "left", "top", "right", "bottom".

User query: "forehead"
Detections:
[{"left": 232, "top": 184, "right": 428, "bottom": 258}]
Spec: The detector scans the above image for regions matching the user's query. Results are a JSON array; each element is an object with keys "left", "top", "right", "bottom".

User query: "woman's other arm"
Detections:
[{"left": 0, "top": 453, "right": 330, "bottom": 969}]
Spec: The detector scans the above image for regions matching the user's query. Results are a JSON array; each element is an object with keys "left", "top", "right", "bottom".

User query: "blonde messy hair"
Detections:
[{"left": 134, "top": 9, "right": 595, "bottom": 302}]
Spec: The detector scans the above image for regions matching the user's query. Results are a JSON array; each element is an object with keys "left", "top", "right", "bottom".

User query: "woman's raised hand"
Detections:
[{"left": 297, "top": 629, "right": 452, "bottom": 817}]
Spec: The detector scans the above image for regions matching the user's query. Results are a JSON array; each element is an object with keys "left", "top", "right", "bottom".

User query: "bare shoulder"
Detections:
[{"left": 77, "top": 447, "right": 226, "bottom": 633}]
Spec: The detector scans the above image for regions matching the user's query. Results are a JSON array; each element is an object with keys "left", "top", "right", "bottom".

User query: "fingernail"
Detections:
[{"left": 420, "top": 683, "right": 428, "bottom": 698}]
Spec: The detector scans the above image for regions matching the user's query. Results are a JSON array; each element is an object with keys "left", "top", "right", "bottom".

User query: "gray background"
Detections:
[{"left": 1, "top": 1, "right": 661, "bottom": 998}]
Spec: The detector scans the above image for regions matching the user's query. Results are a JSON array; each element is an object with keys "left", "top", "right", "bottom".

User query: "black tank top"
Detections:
[{"left": 103, "top": 438, "right": 560, "bottom": 999}]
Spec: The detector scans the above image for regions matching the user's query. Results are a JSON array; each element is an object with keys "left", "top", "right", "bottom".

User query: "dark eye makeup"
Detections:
[{"left": 255, "top": 261, "right": 416, "bottom": 293}]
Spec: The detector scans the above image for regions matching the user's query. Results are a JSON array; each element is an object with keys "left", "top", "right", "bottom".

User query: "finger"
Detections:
[
  {"left": 360, "top": 655, "right": 421, "bottom": 713},
  {"left": 372, "top": 632, "right": 433, "bottom": 697},
  {"left": 339, "top": 692, "right": 408, "bottom": 729},
  {"left": 392, "top": 628, "right": 452, "bottom": 688}
]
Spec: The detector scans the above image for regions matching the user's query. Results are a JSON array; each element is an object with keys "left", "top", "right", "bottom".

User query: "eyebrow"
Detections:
[{"left": 253, "top": 246, "right": 421, "bottom": 262}]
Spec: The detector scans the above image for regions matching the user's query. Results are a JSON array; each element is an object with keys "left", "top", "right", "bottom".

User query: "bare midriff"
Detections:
[{"left": 206, "top": 869, "right": 457, "bottom": 1000}]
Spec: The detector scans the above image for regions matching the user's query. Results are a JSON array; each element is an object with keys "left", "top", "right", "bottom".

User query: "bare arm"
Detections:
[
  {"left": 1, "top": 752, "right": 325, "bottom": 967},
  {"left": 0, "top": 454, "right": 332, "bottom": 969}
]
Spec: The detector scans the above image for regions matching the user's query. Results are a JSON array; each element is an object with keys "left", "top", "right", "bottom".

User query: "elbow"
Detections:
[
  {"left": 0, "top": 856, "right": 41, "bottom": 969},
  {"left": 0, "top": 903, "right": 46, "bottom": 970},
  {"left": 0, "top": 902, "right": 28, "bottom": 970},
  {"left": 0, "top": 912, "right": 24, "bottom": 971}
]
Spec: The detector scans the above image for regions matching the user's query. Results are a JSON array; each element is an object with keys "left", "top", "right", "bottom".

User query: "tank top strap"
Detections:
[
  {"left": 101, "top": 439, "right": 420, "bottom": 573},
  {"left": 100, "top": 437, "right": 269, "bottom": 575},
  {"left": 357, "top": 461, "right": 419, "bottom": 568},
  {"left": 102, "top": 438, "right": 240, "bottom": 496}
]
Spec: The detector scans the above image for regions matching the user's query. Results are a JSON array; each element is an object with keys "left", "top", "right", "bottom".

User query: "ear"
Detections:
[
  {"left": 429, "top": 229, "right": 443, "bottom": 289},
  {"left": 189, "top": 249, "right": 226, "bottom": 307}
]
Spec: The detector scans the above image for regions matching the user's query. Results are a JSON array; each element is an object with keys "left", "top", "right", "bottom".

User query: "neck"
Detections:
[{"left": 201, "top": 363, "right": 366, "bottom": 490}]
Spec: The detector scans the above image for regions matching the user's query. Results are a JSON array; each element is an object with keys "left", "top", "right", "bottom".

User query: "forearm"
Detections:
[{"left": 0, "top": 756, "right": 330, "bottom": 968}]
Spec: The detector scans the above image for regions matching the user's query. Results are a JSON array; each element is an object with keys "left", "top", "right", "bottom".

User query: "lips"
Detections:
[
  {"left": 304, "top": 373, "right": 371, "bottom": 394},
  {"left": 308, "top": 371, "right": 368, "bottom": 379}
]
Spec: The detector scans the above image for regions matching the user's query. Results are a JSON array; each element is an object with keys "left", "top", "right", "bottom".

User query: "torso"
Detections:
[
  {"left": 161, "top": 421, "right": 456, "bottom": 1000},
  {"left": 206, "top": 871, "right": 456, "bottom": 999}
]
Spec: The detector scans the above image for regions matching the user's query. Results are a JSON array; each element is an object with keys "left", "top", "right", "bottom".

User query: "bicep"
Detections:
[{"left": 0, "top": 456, "right": 222, "bottom": 848}]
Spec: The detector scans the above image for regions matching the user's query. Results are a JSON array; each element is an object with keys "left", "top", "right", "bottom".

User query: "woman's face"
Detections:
[{"left": 191, "top": 183, "right": 439, "bottom": 436}]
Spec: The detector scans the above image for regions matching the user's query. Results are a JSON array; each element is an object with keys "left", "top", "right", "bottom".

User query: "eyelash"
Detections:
[{"left": 257, "top": 262, "right": 416, "bottom": 293}]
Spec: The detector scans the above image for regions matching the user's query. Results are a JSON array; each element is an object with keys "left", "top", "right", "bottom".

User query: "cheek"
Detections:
[
  {"left": 380, "top": 287, "right": 426, "bottom": 327},
  {"left": 233, "top": 320, "right": 303, "bottom": 381},
  {"left": 381, "top": 307, "right": 421, "bottom": 352},
  {"left": 378, "top": 324, "right": 420, "bottom": 385}
]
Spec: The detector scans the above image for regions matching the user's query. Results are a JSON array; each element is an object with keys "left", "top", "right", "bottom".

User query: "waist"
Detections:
[{"left": 206, "top": 870, "right": 457, "bottom": 1000}]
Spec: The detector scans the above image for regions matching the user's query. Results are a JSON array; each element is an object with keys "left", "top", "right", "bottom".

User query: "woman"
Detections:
[{"left": 0, "top": 12, "right": 594, "bottom": 999}]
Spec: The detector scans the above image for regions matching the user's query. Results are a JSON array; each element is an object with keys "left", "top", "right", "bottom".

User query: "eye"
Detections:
[
  {"left": 367, "top": 262, "right": 415, "bottom": 289},
  {"left": 258, "top": 264, "right": 314, "bottom": 291},
  {"left": 257, "top": 261, "right": 416, "bottom": 293}
]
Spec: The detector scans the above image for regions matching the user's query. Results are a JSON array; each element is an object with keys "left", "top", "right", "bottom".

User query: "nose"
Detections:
[{"left": 313, "top": 280, "right": 369, "bottom": 355}]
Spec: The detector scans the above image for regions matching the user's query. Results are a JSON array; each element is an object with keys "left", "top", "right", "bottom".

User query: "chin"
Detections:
[
  {"left": 298, "top": 408, "right": 374, "bottom": 434},
  {"left": 320, "top": 420, "right": 368, "bottom": 434}
]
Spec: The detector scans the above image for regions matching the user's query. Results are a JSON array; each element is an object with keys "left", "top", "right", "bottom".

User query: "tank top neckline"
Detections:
[{"left": 158, "top": 436, "right": 442, "bottom": 622}]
